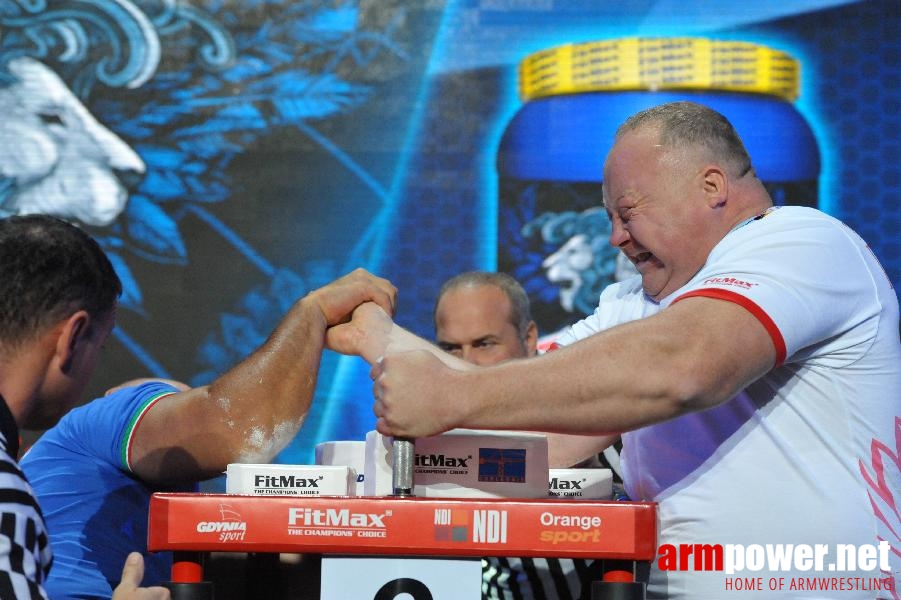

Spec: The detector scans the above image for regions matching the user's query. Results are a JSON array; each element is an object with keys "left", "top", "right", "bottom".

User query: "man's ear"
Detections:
[
  {"left": 55, "top": 310, "right": 91, "bottom": 373},
  {"left": 524, "top": 320, "right": 539, "bottom": 357},
  {"left": 701, "top": 165, "right": 728, "bottom": 209}
]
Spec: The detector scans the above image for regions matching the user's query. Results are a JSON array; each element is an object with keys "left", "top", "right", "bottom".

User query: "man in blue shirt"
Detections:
[
  {"left": 17, "top": 238, "right": 395, "bottom": 597},
  {"left": 0, "top": 214, "right": 158, "bottom": 599}
]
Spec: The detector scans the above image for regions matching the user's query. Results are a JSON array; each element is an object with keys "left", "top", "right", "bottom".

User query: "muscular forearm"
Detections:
[
  {"left": 131, "top": 269, "right": 396, "bottom": 484},
  {"left": 368, "top": 326, "right": 618, "bottom": 465},
  {"left": 386, "top": 297, "right": 775, "bottom": 438},
  {"left": 131, "top": 297, "right": 328, "bottom": 483},
  {"left": 362, "top": 322, "right": 470, "bottom": 371},
  {"left": 205, "top": 296, "right": 327, "bottom": 460},
  {"left": 330, "top": 302, "right": 473, "bottom": 370},
  {"left": 453, "top": 333, "right": 682, "bottom": 434}
]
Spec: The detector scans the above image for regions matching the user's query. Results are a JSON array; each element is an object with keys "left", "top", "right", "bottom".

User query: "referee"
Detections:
[{"left": 433, "top": 272, "right": 618, "bottom": 599}]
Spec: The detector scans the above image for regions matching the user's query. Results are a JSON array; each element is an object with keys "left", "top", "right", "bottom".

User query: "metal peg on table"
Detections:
[{"left": 391, "top": 437, "right": 415, "bottom": 497}]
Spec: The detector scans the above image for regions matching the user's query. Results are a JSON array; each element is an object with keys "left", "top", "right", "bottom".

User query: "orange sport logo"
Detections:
[{"left": 538, "top": 511, "right": 602, "bottom": 545}]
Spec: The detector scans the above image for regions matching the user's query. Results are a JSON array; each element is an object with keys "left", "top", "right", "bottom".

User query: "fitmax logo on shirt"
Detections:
[{"left": 703, "top": 276, "right": 758, "bottom": 290}]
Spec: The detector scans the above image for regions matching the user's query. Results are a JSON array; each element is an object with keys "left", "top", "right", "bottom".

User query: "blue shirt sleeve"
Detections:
[
  {"left": 44, "top": 381, "right": 179, "bottom": 473},
  {"left": 20, "top": 381, "right": 185, "bottom": 598}
]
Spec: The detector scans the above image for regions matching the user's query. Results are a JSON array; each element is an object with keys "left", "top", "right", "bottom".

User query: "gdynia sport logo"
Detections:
[{"left": 657, "top": 541, "right": 896, "bottom": 593}]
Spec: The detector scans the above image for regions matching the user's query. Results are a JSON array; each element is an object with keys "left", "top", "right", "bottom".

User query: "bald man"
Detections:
[{"left": 433, "top": 271, "right": 600, "bottom": 600}]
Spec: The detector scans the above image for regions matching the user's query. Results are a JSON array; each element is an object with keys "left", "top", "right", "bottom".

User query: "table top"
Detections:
[{"left": 149, "top": 493, "right": 657, "bottom": 560}]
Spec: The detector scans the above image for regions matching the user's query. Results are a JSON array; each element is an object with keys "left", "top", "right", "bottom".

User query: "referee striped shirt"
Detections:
[
  {"left": 482, "top": 446, "right": 624, "bottom": 599},
  {"left": 483, "top": 557, "right": 601, "bottom": 599},
  {"left": 0, "top": 395, "right": 51, "bottom": 599}
]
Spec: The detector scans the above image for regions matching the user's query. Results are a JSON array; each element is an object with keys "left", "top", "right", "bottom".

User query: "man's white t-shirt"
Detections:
[{"left": 555, "top": 206, "right": 901, "bottom": 598}]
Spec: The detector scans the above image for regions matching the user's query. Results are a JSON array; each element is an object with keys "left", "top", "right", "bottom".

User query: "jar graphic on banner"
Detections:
[{"left": 496, "top": 37, "right": 821, "bottom": 336}]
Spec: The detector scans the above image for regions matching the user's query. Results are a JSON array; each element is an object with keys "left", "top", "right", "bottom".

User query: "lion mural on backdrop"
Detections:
[
  {"left": 523, "top": 207, "right": 637, "bottom": 318},
  {"left": 0, "top": 0, "right": 431, "bottom": 462},
  {"left": 0, "top": 0, "right": 411, "bottom": 381},
  {"left": 0, "top": 56, "right": 146, "bottom": 226}
]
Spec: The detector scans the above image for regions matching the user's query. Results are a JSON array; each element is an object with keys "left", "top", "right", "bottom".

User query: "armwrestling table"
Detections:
[{"left": 148, "top": 493, "right": 657, "bottom": 598}]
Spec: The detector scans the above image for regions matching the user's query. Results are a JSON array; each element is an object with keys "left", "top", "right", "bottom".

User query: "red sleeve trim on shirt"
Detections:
[{"left": 673, "top": 288, "right": 787, "bottom": 368}]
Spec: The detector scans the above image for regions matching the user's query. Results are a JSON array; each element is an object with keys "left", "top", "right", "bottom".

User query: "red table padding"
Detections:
[{"left": 148, "top": 493, "right": 657, "bottom": 560}]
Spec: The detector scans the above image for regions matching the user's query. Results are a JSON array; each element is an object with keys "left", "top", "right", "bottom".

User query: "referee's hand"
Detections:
[{"left": 112, "top": 552, "right": 171, "bottom": 600}]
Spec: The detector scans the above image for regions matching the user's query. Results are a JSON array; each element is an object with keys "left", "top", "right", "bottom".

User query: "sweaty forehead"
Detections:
[{"left": 603, "top": 129, "right": 669, "bottom": 201}]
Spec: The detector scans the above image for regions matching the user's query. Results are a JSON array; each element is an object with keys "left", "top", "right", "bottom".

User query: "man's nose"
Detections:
[
  {"left": 461, "top": 346, "right": 477, "bottom": 364},
  {"left": 609, "top": 221, "right": 629, "bottom": 248}
]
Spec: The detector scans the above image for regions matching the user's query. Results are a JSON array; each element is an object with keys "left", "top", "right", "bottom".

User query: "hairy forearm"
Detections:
[
  {"left": 452, "top": 339, "right": 678, "bottom": 435},
  {"left": 448, "top": 299, "right": 774, "bottom": 435}
]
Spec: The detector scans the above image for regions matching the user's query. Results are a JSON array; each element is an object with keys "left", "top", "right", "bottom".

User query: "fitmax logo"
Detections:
[
  {"left": 288, "top": 507, "right": 388, "bottom": 528},
  {"left": 703, "top": 276, "right": 757, "bottom": 290},
  {"left": 549, "top": 478, "right": 583, "bottom": 490},
  {"left": 255, "top": 474, "right": 323, "bottom": 488},
  {"left": 415, "top": 454, "right": 470, "bottom": 468}
]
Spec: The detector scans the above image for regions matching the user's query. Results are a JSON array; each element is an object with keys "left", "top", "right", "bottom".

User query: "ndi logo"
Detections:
[
  {"left": 478, "top": 448, "right": 526, "bottom": 483},
  {"left": 433, "top": 508, "right": 469, "bottom": 542},
  {"left": 473, "top": 510, "right": 508, "bottom": 544}
]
